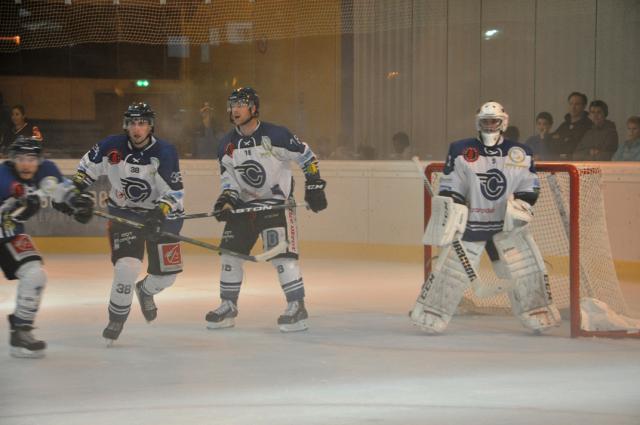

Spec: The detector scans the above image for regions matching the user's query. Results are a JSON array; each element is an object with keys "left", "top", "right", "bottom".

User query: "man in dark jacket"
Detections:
[
  {"left": 572, "top": 100, "right": 618, "bottom": 160},
  {"left": 547, "top": 92, "right": 592, "bottom": 159}
]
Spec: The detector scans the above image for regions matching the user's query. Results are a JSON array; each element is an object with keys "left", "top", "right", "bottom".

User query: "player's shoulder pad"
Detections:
[
  {"left": 261, "top": 121, "right": 304, "bottom": 153},
  {"left": 502, "top": 138, "right": 534, "bottom": 157},
  {"left": 87, "top": 134, "right": 128, "bottom": 162},
  {"left": 218, "top": 130, "right": 236, "bottom": 158},
  {"left": 448, "top": 138, "right": 481, "bottom": 158},
  {"left": 150, "top": 137, "right": 179, "bottom": 160},
  {"left": 35, "top": 159, "right": 63, "bottom": 180}
]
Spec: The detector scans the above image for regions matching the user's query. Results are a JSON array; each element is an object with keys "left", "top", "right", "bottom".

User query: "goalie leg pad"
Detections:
[
  {"left": 410, "top": 241, "right": 484, "bottom": 333},
  {"left": 493, "top": 229, "right": 561, "bottom": 331}
]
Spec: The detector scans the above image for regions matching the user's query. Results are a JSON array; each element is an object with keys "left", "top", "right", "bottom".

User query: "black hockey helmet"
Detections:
[
  {"left": 123, "top": 102, "right": 155, "bottom": 130},
  {"left": 227, "top": 87, "right": 260, "bottom": 116},
  {"left": 8, "top": 136, "right": 43, "bottom": 162}
]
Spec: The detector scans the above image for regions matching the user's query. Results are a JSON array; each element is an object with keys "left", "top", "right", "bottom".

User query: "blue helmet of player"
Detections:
[
  {"left": 123, "top": 102, "right": 156, "bottom": 131},
  {"left": 227, "top": 87, "right": 259, "bottom": 123}
]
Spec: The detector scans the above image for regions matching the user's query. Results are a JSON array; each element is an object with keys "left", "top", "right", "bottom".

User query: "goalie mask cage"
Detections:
[{"left": 424, "top": 162, "right": 640, "bottom": 338}]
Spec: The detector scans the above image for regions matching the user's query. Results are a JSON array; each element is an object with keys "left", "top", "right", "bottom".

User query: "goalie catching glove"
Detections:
[
  {"left": 423, "top": 195, "right": 468, "bottom": 246},
  {"left": 304, "top": 178, "right": 327, "bottom": 212}
]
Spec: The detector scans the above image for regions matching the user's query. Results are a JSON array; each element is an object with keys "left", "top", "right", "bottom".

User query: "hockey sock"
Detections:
[
  {"left": 220, "top": 254, "right": 244, "bottom": 303},
  {"left": 14, "top": 261, "right": 47, "bottom": 325},
  {"left": 272, "top": 258, "right": 305, "bottom": 302},
  {"left": 141, "top": 274, "right": 177, "bottom": 295},
  {"left": 108, "top": 257, "right": 142, "bottom": 321}
]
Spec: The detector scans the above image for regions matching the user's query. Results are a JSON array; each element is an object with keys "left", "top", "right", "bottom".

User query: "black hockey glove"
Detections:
[
  {"left": 212, "top": 190, "right": 239, "bottom": 222},
  {"left": 142, "top": 203, "right": 170, "bottom": 242},
  {"left": 71, "top": 192, "right": 94, "bottom": 224},
  {"left": 13, "top": 194, "right": 41, "bottom": 222},
  {"left": 304, "top": 178, "right": 327, "bottom": 212},
  {"left": 52, "top": 190, "right": 94, "bottom": 224}
]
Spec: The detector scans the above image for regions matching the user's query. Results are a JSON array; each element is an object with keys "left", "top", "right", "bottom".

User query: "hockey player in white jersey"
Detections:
[
  {"left": 205, "top": 87, "right": 327, "bottom": 332},
  {"left": 70, "top": 102, "right": 185, "bottom": 343},
  {"left": 410, "top": 101, "right": 560, "bottom": 334},
  {"left": 0, "top": 136, "right": 93, "bottom": 357}
]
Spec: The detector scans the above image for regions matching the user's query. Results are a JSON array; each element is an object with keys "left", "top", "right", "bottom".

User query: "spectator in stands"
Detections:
[
  {"left": 192, "top": 102, "right": 223, "bottom": 159},
  {"left": 611, "top": 116, "right": 640, "bottom": 161},
  {"left": 549, "top": 92, "right": 592, "bottom": 159},
  {"left": 1, "top": 105, "right": 43, "bottom": 155},
  {"left": 524, "top": 112, "right": 554, "bottom": 160},
  {"left": 357, "top": 143, "right": 377, "bottom": 160},
  {"left": 388, "top": 131, "right": 412, "bottom": 160},
  {"left": 503, "top": 125, "right": 520, "bottom": 142},
  {"left": 329, "top": 133, "right": 357, "bottom": 160},
  {"left": 572, "top": 100, "right": 618, "bottom": 160}
]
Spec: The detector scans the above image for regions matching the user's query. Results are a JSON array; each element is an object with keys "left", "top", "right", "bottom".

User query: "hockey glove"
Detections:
[
  {"left": 52, "top": 189, "right": 94, "bottom": 224},
  {"left": 0, "top": 211, "right": 19, "bottom": 239},
  {"left": 143, "top": 203, "right": 170, "bottom": 242},
  {"left": 71, "top": 192, "right": 94, "bottom": 224},
  {"left": 213, "top": 190, "right": 239, "bottom": 222},
  {"left": 304, "top": 178, "right": 327, "bottom": 212}
]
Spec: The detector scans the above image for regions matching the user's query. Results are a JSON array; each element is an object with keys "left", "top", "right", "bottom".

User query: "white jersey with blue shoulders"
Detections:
[
  {"left": 76, "top": 134, "right": 184, "bottom": 217},
  {"left": 439, "top": 137, "right": 540, "bottom": 241},
  {"left": 217, "top": 121, "right": 320, "bottom": 203}
]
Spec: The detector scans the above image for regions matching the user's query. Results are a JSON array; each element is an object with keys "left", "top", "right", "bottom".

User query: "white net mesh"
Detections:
[
  {"left": 428, "top": 165, "right": 631, "bottom": 318},
  {"left": 0, "top": 0, "right": 418, "bottom": 52}
]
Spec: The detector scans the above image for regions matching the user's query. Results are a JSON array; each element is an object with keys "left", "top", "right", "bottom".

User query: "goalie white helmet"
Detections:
[{"left": 476, "top": 101, "right": 509, "bottom": 147}]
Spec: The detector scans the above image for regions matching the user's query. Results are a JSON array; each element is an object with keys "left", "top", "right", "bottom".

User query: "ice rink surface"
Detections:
[{"left": 1, "top": 254, "right": 639, "bottom": 425}]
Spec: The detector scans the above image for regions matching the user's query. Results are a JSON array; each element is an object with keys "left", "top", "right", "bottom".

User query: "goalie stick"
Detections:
[
  {"left": 411, "top": 156, "right": 509, "bottom": 298},
  {"left": 92, "top": 210, "right": 287, "bottom": 262},
  {"left": 183, "top": 200, "right": 308, "bottom": 220}
]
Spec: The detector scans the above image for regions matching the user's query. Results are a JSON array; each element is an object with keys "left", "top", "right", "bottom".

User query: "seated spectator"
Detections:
[
  {"left": 549, "top": 92, "right": 592, "bottom": 159},
  {"left": 1, "top": 104, "right": 43, "bottom": 155},
  {"left": 503, "top": 125, "right": 520, "bottom": 142},
  {"left": 388, "top": 131, "right": 412, "bottom": 160},
  {"left": 572, "top": 100, "right": 618, "bottom": 160},
  {"left": 192, "top": 102, "right": 223, "bottom": 159},
  {"left": 612, "top": 116, "right": 640, "bottom": 161},
  {"left": 357, "top": 143, "right": 377, "bottom": 160},
  {"left": 524, "top": 112, "right": 553, "bottom": 160}
]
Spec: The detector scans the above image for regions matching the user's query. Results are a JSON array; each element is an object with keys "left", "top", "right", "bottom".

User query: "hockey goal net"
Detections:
[{"left": 424, "top": 162, "right": 640, "bottom": 338}]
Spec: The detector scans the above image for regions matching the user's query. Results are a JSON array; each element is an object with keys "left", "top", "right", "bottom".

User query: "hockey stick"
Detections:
[
  {"left": 412, "top": 156, "right": 508, "bottom": 298},
  {"left": 182, "top": 200, "right": 308, "bottom": 220},
  {"left": 92, "top": 210, "right": 287, "bottom": 262}
]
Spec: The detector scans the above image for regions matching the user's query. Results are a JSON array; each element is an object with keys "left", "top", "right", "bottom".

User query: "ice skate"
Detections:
[
  {"left": 102, "top": 319, "right": 125, "bottom": 346},
  {"left": 206, "top": 299, "right": 238, "bottom": 329},
  {"left": 135, "top": 279, "right": 158, "bottom": 322},
  {"left": 8, "top": 315, "right": 46, "bottom": 359},
  {"left": 277, "top": 300, "right": 308, "bottom": 332}
]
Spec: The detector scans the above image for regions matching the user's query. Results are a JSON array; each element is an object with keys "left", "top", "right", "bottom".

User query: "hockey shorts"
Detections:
[
  {"left": 0, "top": 234, "right": 42, "bottom": 280},
  {"left": 220, "top": 208, "right": 299, "bottom": 260}
]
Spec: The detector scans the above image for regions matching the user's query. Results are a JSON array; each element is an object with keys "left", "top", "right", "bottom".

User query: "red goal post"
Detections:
[{"left": 423, "top": 162, "right": 640, "bottom": 338}]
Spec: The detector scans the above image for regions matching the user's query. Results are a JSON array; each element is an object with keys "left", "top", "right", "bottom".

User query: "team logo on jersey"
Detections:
[
  {"left": 508, "top": 147, "right": 526, "bottom": 163},
  {"left": 477, "top": 169, "right": 507, "bottom": 200},
  {"left": 158, "top": 242, "right": 183, "bottom": 273},
  {"left": 107, "top": 149, "right": 122, "bottom": 165},
  {"left": 236, "top": 160, "right": 266, "bottom": 188},
  {"left": 463, "top": 147, "right": 479, "bottom": 162},
  {"left": 7, "top": 234, "right": 38, "bottom": 262},
  {"left": 121, "top": 177, "right": 152, "bottom": 202}
]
